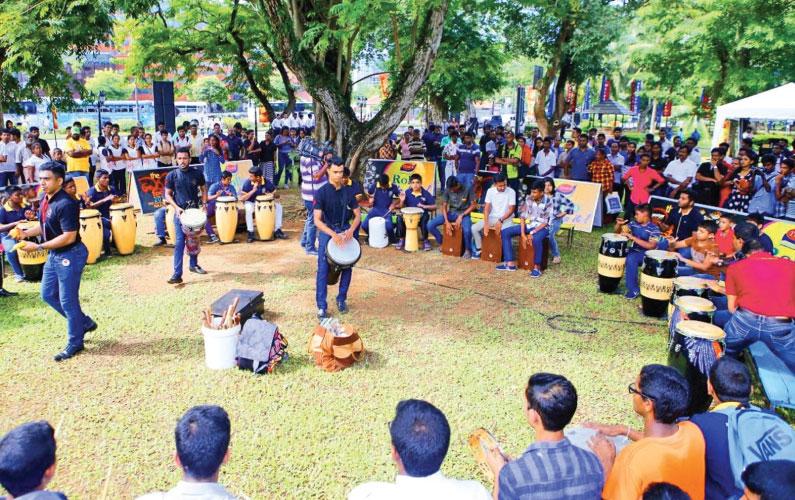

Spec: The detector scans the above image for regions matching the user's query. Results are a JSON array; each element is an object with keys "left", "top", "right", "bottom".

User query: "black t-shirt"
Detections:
[
  {"left": 39, "top": 189, "right": 81, "bottom": 252},
  {"left": 165, "top": 167, "right": 206, "bottom": 209},
  {"left": 314, "top": 183, "right": 357, "bottom": 229},
  {"left": 696, "top": 161, "right": 727, "bottom": 181},
  {"left": 667, "top": 206, "right": 704, "bottom": 240},
  {"left": 259, "top": 141, "right": 278, "bottom": 163}
]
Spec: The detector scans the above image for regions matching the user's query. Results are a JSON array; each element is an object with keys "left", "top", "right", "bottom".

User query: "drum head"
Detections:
[
  {"left": 401, "top": 207, "right": 423, "bottom": 215},
  {"left": 602, "top": 233, "right": 628, "bottom": 242},
  {"left": 181, "top": 208, "right": 207, "bottom": 229},
  {"left": 256, "top": 194, "right": 274, "bottom": 201},
  {"left": 80, "top": 209, "right": 100, "bottom": 219},
  {"left": 674, "top": 296, "right": 715, "bottom": 312},
  {"left": 675, "top": 320, "right": 724, "bottom": 340},
  {"left": 674, "top": 276, "right": 708, "bottom": 289},
  {"left": 110, "top": 203, "right": 133, "bottom": 211},
  {"left": 327, "top": 237, "right": 361, "bottom": 265},
  {"left": 217, "top": 196, "right": 236, "bottom": 203},
  {"left": 646, "top": 249, "right": 677, "bottom": 261}
]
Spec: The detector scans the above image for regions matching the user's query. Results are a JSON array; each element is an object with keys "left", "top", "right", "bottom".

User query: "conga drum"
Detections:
[
  {"left": 481, "top": 228, "right": 502, "bottom": 263},
  {"left": 166, "top": 205, "right": 176, "bottom": 245},
  {"left": 598, "top": 233, "right": 629, "bottom": 293},
  {"left": 15, "top": 221, "right": 47, "bottom": 282},
  {"left": 668, "top": 320, "right": 725, "bottom": 414},
  {"left": 79, "top": 209, "right": 103, "bottom": 264},
  {"left": 254, "top": 194, "right": 276, "bottom": 241},
  {"left": 668, "top": 296, "right": 716, "bottom": 339},
  {"left": 109, "top": 203, "right": 136, "bottom": 255},
  {"left": 401, "top": 207, "right": 423, "bottom": 252},
  {"left": 639, "top": 250, "right": 678, "bottom": 317},
  {"left": 326, "top": 237, "right": 361, "bottom": 285},
  {"left": 215, "top": 196, "right": 238, "bottom": 243},
  {"left": 668, "top": 276, "right": 710, "bottom": 318},
  {"left": 440, "top": 224, "right": 463, "bottom": 257}
]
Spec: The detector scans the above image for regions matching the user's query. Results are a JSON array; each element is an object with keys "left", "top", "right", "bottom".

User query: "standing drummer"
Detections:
[
  {"left": 13, "top": 162, "right": 97, "bottom": 361},
  {"left": 614, "top": 203, "right": 666, "bottom": 300},
  {"left": 313, "top": 157, "right": 361, "bottom": 320},
  {"left": 239, "top": 166, "right": 286, "bottom": 243},
  {"left": 164, "top": 148, "right": 208, "bottom": 284}
]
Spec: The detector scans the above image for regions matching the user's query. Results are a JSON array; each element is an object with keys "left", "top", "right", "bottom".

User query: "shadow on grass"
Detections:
[{"left": 86, "top": 336, "right": 200, "bottom": 357}]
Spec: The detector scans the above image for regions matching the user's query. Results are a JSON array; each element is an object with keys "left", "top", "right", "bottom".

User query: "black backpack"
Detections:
[{"left": 236, "top": 319, "right": 288, "bottom": 374}]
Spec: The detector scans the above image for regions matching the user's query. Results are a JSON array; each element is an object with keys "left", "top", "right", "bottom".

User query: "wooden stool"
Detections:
[
  {"left": 480, "top": 229, "right": 502, "bottom": 263},
  {"left": 440, "top": 224, "right": 464, "bottom": 257},
  {"left": 518, "top": 238, "right": 549, "bottom": 271}
]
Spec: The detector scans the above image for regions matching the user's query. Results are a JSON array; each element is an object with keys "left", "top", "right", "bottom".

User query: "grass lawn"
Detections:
[{"left": 0, "top": 197, "right": 669, "bottom": 499}]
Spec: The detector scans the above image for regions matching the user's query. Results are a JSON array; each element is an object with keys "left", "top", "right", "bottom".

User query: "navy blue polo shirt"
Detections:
[
  {"left": 39, "top": 189, "right": 81, "bottom": 251},
  {"left": 404, "top": 188, "right": 435, "bottom": 208},
  {"left": 241, "top": 179, "right": 276, "bottom": 198},
  {"left": 368, "top": 184, "right": 400, "bottom": 212},
  {"left": 225, "top": 134, "right": 244, "bottom": 161},
  {"left": 690, "top": 407, "right": 743, "bottom": 500},
  {"left": 165, "top": 167, "right": 206, "bottom": 209},
  {"left": 0, "top": 204, "right": 27, "bottom": 238},
  {"left": 315, "top": 183, "right": 357, "bottom": 229},
  {"left": 667, "top": 207, "right": 704, "bottom": 241},
  {"left": 85, "top": 186, "right": 118, "bottom": 219}
]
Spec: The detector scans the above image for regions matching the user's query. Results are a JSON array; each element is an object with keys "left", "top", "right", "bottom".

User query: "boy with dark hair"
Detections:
[
  {"left": 497, "top": 180, "right": 550, "bottom": 277},
  {"left": 137, "top": 405, "right": 237, "bottom": 499},
  {"left": 615, "top": 203, "right": 664, "bottom": 299},
  {"left": 669, "top": 220, "right": 721, "bottom": 278},
  {"left": 394, "top": 173, "right": 435, "bottom": 251},
  {"left": 741, "top": 460, "right": 795, "bottom": 500},
  {"left": 0, "top": 421, "right": 64, "bottom": 499},
  {"left": 485, "top": 373, "right": 604, "bottom": 499},
  {"left": 362, "top": 173, "right": 399, "bottom": 242},
  {"left": 348, "top": 400, "right": 489, "bottom": 500},
  {"left": 589, "top": 365, "right": 705, "bottom": 500}
]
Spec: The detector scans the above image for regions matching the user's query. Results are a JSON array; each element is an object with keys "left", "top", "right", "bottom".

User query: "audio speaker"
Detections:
[{"left": 153, "top": 81, "right": 176, "bottom": 133}]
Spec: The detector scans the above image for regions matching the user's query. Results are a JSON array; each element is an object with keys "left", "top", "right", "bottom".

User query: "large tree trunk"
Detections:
[
  {"left": 532, "top": 19, "right": 574, "bottom": 137},
  {"left": 429, "top": 95, "right": 448, "bottom": 124}
]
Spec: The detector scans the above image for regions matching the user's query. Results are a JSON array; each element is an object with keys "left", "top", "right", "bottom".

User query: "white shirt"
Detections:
[
  {"left": 22, "top": 154, "right": 50, "bottom": 180},
  {"left": 663, "top": 158, "right": 698, "bottom": 188},
  {"left": 534, "top": 149, "right": 558, "bottom": 177},
  {"left": 348, "top": 471, "right": 490, "bottom": 500},
  {"left": 659, "top": 138, "right": 673, "bottom": 155},
  {"left": 271, "top": 118, "right": 283, "bottom": 129},
  {"left": 140, "top": 144, "right": 158, "bottom": 169},
  {"left": 106, "top": 145, "right": 127, "bottom": 171},
  {"left": 126, "top": 144, "right": 143, "bottom": 170},
  {"left": 607, "top": 153, "right": 625, "bottom": 183},
  {"left": 174, "top": 135, "right": 191, "bottom": 149},
  {"left": 136, "top": 480, "right": 239, "bottom": 500},
  {"left": 688, "top": 148, "right": 701, "bottom": 165},
  {"left": 484, "top": 185, "right": 516, "bottom": 224},
  {"left": 0, "top": 141, "right": 18, "bottom": 173},
  {"left": 443, "top": 141, "right": 459, "bottom": 167}
]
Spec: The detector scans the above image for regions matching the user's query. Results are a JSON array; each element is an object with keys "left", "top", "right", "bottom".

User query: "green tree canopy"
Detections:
[
  {"left": 84, "top": 70, "right": 134, "bottom": 100},
  {"left": 186, "top": 76, "right": 232, "bottom": 109}
]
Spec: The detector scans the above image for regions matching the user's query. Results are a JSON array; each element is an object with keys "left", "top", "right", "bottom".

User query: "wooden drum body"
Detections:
[
  {"left": 79, "top": 209, "right": 103, "bottom": 264},
  {"left": 401, "top": 207, "right": 423, "bottom": 252},
  {"left": 215, "top": 196, "right": 238, "bottom": 243},
  {"left": 598, "top": 233, "right": 629, "bottom": 293},
  {"left": 668, "top": 320, "right": 725, "bottom": 415},
  {"left": 109, "top": 203, "right": 137, "bottom": 255},
  {"left": 254, "top": 195, "right": 275, "bottom": 241},
  {"left": 441, "top": 224, "right": 463, "bottom": 257},
  {"left": 481, "top": 229, "right": 502, "bottom": 263},
  {"left": 640, "top": 250, "right": 678, "bottom": 317}
]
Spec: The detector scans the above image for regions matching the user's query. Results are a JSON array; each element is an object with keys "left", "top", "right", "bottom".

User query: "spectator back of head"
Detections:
[
  {"left": 0, "top": 421, "right": 56, "bottom": 498},
  {"left": 175, "top": 405, "right": 231, "bottom": 480},
  {"left": 642, "top": 482, "right": 691, "bottom": 500},
  {"left": 741, "top": 460, "right": 795, "bottom": 499},
  {"left": 708, "top": 357, "right": 751, "bottom": 404},
  {"left": 525, "top": 373, "right": 578, "bottom": 431},
  {"left": 389, "top": 399, "right": 450, "bottom": 477},
  {"left": 640, "top": 364, "right": 690, "bottom": 424}
]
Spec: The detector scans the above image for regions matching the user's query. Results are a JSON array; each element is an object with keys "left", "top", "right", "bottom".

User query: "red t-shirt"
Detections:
[
  {"left": 726, "top": 252, "right": 795, "bottom": 317},
  {"left": 715, "top": 227, "right": 735, "bottom": 256},
  {"left": 623, "top": 165, "right": 665, "bottom": 204}
]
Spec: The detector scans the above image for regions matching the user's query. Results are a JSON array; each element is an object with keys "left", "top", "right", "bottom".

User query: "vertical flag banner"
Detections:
[
  {"left": 583, "top": 79, "right": 592, "bottom": 120},
  {"left": 51, "top": 105, "right": 59, "bottom": 130},
  {"left": 566, "top": 82, "right": 577, "bottom": 113},
  {"left": 599, "top": 75, "right": 611, "bottom": 102},
  {"left": 634, "top": 80, "right": 642, "bottom": 115},
  {"left": 532, "top": 66, "right": 544, "bottom": 89},
  {"left": 629, "top": 81, "right": 637, "bottom": 113},
  {"left": 663, "top": 100, "right": 672, "bottom": 117},
  {"left": 546, "top": 77, "right": 558, "bottom": 119},
  {"left": 515, "top": 86, "right": 526, "bottom": 135},
  {"left": 379, "top": 74, "right": 390, "bottom": 98}
]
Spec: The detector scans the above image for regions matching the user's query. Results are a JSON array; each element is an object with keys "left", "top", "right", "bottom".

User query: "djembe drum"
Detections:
[
  {"left": 668, "top": 320, "right": 725, "bottom": 414},
  {"left": 14, "top": 221, "right": 47, "bottom": 281},
  {"left": 640, "top": 250, "right": 678, "bottom": 317},
  {"left": 180, "top": 208, "right": 207, "bottom": 257},
  {"left": 401, "top": 207, "right": 423, "bottom": 252},
  {"left": 598, "top": 233, "right": 629, "bottom": 293}
]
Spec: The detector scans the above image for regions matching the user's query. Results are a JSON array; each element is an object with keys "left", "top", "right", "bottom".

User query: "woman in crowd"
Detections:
[
  {"left": 724, "top": 152, "right": 756, "bottom": 212},
  {"left": 200, "top": 134, "right": 225, "bottom": 186}
]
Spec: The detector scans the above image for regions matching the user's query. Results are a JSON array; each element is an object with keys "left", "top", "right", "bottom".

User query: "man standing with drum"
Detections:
[
  {"left": 164, "top": 148, "right": 208, "bottom": 284},
  {"left": 13, "top": 162, "right": 97, "bottom": 361},
  {"left": 313, "top": 157, "right": 361, "bottom": 320}
]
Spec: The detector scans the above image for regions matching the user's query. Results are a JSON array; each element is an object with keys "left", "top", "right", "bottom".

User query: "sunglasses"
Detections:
[{"left": 628, "top": 382, "right": 656, "bottom": 401}]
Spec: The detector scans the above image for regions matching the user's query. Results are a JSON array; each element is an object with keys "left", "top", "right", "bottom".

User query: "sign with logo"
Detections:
[
  {"left": 365, "top": 160, "right": 437, "bottom": 196},
  {"left": 525, "top": 176, "right": 603, "bottom": 232},
  {"left": 129, "top": 167, "right": 177, "bottom": 214},
  {"left": 222, "top": 159, "right": 254, "bottom": 192}
]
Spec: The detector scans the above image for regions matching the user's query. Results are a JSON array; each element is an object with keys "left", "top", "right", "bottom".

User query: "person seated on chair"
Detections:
[
  {"left": 205, "top": 171, "right": 237, "bottom": 243},
  {"left": 84, "top": 170, "right": 120, "bottom": 257},
  {"left": 395, "top": 173, "right": 436, "bottom": 251},
  {"left": 496, "top": 180, "right": 550, "bottom": 277},
  {"left": 615, "top": 203, "right": 665, "bottom": 299},
  {"left": 662, "top": 189, "right": 703, "bottom": 257},
  {"left": 238, "top": 166, "right": 285, "bottom": 243},
  {"left": 667, "top": 220, "right": 722, "bottom": 279},
  {"left": 471, "top": 173, "right": 515, "bottom": 259},
  {"left": 362, "top": 173, "right": 399, "bottom": 244},
  {"left": 428, "top": 176, "right": 476, "bottom": 258}
]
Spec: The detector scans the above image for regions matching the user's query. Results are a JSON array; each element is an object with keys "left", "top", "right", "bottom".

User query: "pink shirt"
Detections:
[{"left": 623, "top": 165, "right": 664, "bottom": 204}]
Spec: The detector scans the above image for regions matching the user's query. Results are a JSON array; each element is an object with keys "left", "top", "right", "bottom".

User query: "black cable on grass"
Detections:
[{"left": 358, "top": 266, "right": 665, "bottom": 335}]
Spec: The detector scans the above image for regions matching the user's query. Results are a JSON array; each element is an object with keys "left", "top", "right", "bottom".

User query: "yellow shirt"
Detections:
[{"left": 65, "top": 137, "right": 91, "bottom": 172}]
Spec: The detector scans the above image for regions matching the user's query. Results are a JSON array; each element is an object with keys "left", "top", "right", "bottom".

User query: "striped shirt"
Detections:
[
  {"left": 300, "top": 156, "right": 327, "bottom": 202},
  {"left": 498, "top": 438, "right": 604, "bottom": 500},
  {"left": 547, "top": 192, "right": 575, "bottom": 218},
  {"left": 407, "top": 139, "right": 426, "bottom": 160}
]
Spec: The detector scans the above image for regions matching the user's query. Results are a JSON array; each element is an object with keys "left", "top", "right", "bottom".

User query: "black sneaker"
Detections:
[
  {"left": 0, "top": 288, "right": 17, "bottom": 297},
  {"left": 208, "top": 235, "right": 220, "bottom": 244},
  {"left": 337, "top": 301, "right": 348, "bottom": 314},
  {"left": 84, "top": 317, "right": 98, "bottom": 334},
  {"left": 247, "top": 232, "right": 255, "bottom": 243},
  {"left": 189, "top": 266, "right": 207, "bottom": 275},
  {"left": 54, "top": 344, "right": 84, "bottom": 362},
  {"left": 275, "top": 229, "right": 288, "bottom": 239},
  {"left": 153, "top": 238, "right": 167, "bottom": 247},
  {"left": 167, "top": 276, "right": 183, "bottom": 284}
]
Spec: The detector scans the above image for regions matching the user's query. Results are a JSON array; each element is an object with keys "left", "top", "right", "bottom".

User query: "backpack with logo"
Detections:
[
  {"left": 236, "top": 319, "right": 288, "bottom": 374},
  {"left": 716, "top": 404, "right": 795, "bottom": 490},
  {"left": 308, "top": 323, "right": 364, "bottom": 372}
]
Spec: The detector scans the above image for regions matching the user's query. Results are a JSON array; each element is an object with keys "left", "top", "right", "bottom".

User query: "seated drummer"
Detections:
[
  {"left": 496, "top": 180, "right": 550, "bottom": 277},
  {"left": 662, "top": 189, "right": 703, "bottom": 258},
  {"left": 471, "top": 173, "right": 515, "bottom": 259},
  {"left": 361, "top": 173, "right": 400, "bottom": 243},
  {"left": 615, "top": 203, "right": 665, "bottom": 299},
  {"left": 395, "top": 173, "right": 435, "bottom": 251},
  {"left": 62, "top": 175, "right": 78, "bottom": 200},
  {"left": 428, "top": 176, "right": 476, "bottom": 258},
  {"left": 239, "top": 166, "right": 286, "bottom": 243},
  {"left": 668, "top": 220, "right": 722, "bottom": 279},
  {"left": 84, "top": 170, "right": 120, "bottom": 257},
  {"left": 0, "top": 186, "right": 35, "bottom": 284},
  {"left": 205, "top": 171, "right": 237, "bottom": 243}
]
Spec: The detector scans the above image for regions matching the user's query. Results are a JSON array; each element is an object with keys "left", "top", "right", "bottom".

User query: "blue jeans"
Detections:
[
  {"left": 362, "top": 209, "right": 395, "bottom": 240},
  {"left": 456, "top": 173, "right": 475, "bottom": 192},
  {"left": 1, "top": 235, "right": 24, "bottom": 279},
  {"left": 725, "top": 309, "right": 795, "bottom": 370},
  {"left": 548, "top": 217, "right": 564, "bottom": 258},
  {"left": 501, "top": 225, "right": 549, "bottom": 265},
  {"left": 101, "top": 217, "right": 112, "bottom": 254},
  {"left": 428, "top": 213, "right": 472, "bottom": 252},
  {"left": 302, "top": 200, "right": 318, "bottom": 251},
  {"left": 275, "top": 152, "right": 292, "bottom": 186},
  {"left": 173, "top": 213, "right": 198, "bottom": 278},
  {"left": 624, "top": 250, "right": 645, "bottom": 295},
  {"left": 0, "top": 172, "right": 17, "bottom": 186},
  {"left": 316, "top": 230, "right": 352, "bottom": 311},
  {"left": 69, "top": 171, "right": 88, "bottom": 178},
  {"left": 154, "top": 207, "right": 167, "bottom": 239},
  {"left": 41, "top": 243, "right": 90, "bottom": 348}
]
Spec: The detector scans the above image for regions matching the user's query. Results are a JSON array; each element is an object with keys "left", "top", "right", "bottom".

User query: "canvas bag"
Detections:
[
  {"left": 307, "top": 324, "right": 364, "bottom": 372},
  {"left": 715, "top": 404, "right": 795, "bottom": 490},
  {"left": 236, "top": 318, "right": 288, "bottom": 374}
]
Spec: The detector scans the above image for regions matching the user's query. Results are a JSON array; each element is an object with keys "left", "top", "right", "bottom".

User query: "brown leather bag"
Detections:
[{"left": 308, "top": 324, "right": 365, "bottom": 372}]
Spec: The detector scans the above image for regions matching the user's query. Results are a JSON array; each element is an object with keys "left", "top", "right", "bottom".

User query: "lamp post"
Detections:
[{"left": 97, "top": 90, "right": 106, "bottom": 132}]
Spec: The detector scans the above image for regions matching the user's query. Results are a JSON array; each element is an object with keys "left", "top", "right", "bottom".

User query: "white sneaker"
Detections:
[{"left": 552, "top": 256, "right": 561, "bottom": 264}]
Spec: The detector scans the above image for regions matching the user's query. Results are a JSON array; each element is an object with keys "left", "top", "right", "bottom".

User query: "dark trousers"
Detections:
[
  {"left": 275, "top": 152, "right": 293, "bottom": 186},
  {"left": 40, "top": 243, "right": 91, "bottom": 348},
  {"left": 172, "top": 213, "right": 198, "bottom": 278},
  {"left": 316, "top": 228, "right": 352, "bottom": 311},
  {"left": 110, "top": 169, "right": 126, "bottom": 195}
]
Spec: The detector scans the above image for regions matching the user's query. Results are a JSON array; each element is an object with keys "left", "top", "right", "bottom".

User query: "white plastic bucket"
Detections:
[
  {"left": 201, "top": 319, "right": 241, "bottom": 370},
  {"left": 368, "top": 216, "right": 388, "bottom": 248}
]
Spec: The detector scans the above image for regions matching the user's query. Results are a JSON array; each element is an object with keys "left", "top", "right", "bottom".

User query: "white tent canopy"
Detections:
[{"left": 710, "top": 82, "right": 795, "bottom": 147}]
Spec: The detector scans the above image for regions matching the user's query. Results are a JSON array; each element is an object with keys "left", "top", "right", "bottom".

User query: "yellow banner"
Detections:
[{"left": 366, "top": 160, "right": 437, "bottom": 195}]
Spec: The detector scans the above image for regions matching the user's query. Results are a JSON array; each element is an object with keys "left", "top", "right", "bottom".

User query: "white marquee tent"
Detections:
[{"left": 710, "top": 82, "right": 795, "bottom": 147}]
